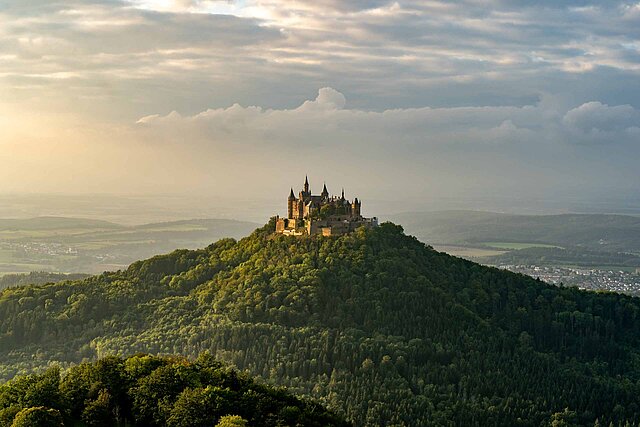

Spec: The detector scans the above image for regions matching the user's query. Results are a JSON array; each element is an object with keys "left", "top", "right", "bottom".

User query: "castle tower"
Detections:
[
  {"left": 304, "top": 175, "right": 310, "bottom": 195},
  {"left": 352, "top": 198, "right": 361, "bottom": 217},
  {"left": 287, "top": 188, "right": 295, "bottom": 218}
]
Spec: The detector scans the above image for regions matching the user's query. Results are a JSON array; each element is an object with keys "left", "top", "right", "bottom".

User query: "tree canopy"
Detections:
[{"left": 0, "top": 353, "right": 346, "bottom": 427}]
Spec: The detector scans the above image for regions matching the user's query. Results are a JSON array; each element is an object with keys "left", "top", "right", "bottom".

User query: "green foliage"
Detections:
[
  {"left": 81, "top": 389, "right": 112, "bottom": 427},
  {"left": 9, "top": 406, "right": 63, "bottom": 427},
  {"left": 3, "top": 222, "right": 640, "bottom": 425},
  {"left": 0, "top": 273, "right": 91, "bottom": 291},
  {"left": 215, "top": 415, "right": 248, "bottom": 427},
  {"left": 548, "top": 408, "right": 579, "bottom": 427},
  {"left": 0, "top": 354, "right": 346, "bottom": 427}
]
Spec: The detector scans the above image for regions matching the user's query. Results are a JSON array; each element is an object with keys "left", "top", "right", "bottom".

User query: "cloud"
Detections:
[
  {"left": 138, "top": 87, "right": 640, "bottom": 146},
  {"left": 124, "top": 88, "right": 640, "bottom": 199},
  {"left": 561, "top": 101, "right": 640, "bottom": 144},
  {"left": 298, "top": 87, "right": 346, "bottom": 111},
  {"left": 0, "top": 0, "right": 639, "bottom": 201},
  {"left": 1, "top": 87, "right": 638, "bottom": 203},
  {"left": 1, "top": 0, "right": 639, "bottom": 122},
  {"left": 563, "top": 101, "right": 640, "bottom": 132}
]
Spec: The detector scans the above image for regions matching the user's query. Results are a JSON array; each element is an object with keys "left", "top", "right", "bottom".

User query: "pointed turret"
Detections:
[
  {"left": 321, "top": 182, "right": 329, "bottom": 198},
  {"left": 341, "top": 188, "right": 345, "bottom": 200},
  {"left": 304, "top": 175, "right": 310, "bottom": 194},
  {"left": 287, "top": 188, "right": 296, "bottom": 219}
]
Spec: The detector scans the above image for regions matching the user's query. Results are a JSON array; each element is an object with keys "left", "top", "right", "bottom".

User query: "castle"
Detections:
[{"left": 275, "top": 176, "right": 378, "bottom": 236}]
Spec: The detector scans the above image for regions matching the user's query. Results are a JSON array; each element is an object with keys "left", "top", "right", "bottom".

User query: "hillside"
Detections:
[
  {"left": 391, "top": 210, "right": 640, "bottom": 253},
  {"left": 0, "top": 272, "right": 91, "bottom": 291},
  {"left": 2, "top": 220, "right": 640, "bottom": 425},
  {"left": 0, "top": 353, "right": 347, "bottom": 427}
]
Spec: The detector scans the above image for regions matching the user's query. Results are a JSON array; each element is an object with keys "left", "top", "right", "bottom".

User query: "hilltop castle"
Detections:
[{"left": 275, "top": 176, "right": 378, "bottom": 236}]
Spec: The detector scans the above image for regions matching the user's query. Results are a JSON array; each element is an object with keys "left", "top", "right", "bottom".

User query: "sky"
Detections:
[{"left": 0, "top": 0, "right": 639, "bottom": 212}]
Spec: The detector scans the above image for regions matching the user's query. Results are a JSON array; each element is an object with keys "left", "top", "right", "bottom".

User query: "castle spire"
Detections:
[
  {"left": 341, "top": 188, "right": 345, "bottom": 200},
  {"left": 304, "top": 175, "right": 309, "bottom": 193},
  {"left": 288, "top": 188, "right": 295, "bottom": 200},
  {"left": 321, "top": 182, "right": 329, "bottom": 198}
]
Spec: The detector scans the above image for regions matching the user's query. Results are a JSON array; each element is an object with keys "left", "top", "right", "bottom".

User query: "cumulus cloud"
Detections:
[
  {"left": 560, "top": 101, "right": 640, "bottom": 144},
  {"left": 563, "top": 102, "right": 640, "bottom": 132},
  {"left": 138, "top": 87, "right": 639, "bottom": 146},
  {"left": 299, "top": 87, "right": 346, "bottom": 111}
]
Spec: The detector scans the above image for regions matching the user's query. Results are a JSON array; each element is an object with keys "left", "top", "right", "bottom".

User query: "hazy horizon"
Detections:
[{"left": 1, "top": 190, "right": 639, "bottom": 226}]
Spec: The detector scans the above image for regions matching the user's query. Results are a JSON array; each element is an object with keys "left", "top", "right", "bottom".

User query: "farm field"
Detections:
[
  {"left": 432, "top": 245, "right": 506, "bottom": 258},
  {"left": 481, "top": 242, "right": 562, "bottom": 250}
]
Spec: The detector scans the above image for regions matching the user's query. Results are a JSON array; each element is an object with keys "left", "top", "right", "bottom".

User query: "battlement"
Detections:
[{"left": 275, "top": 177, "right": 378, "bottom": 236}]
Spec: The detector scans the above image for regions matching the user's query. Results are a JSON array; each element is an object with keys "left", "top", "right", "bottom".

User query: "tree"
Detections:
[
  {"left": 166, "top": 386, "right": 233, "bottom": 427},
  {"left": 10, "top": 406, "right": 64, "bottom": 427},
  {"left": 548, "top": 408, "right": 579, "bottom": 427},
  {"left": 215, "top": 415, "right": 248, "bottom": 427},
  {"left": 82, "top": 389, "right": 113, "bottom": 427}
]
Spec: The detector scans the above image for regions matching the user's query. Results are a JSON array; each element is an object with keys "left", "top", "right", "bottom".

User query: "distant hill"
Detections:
[
  {"left": 0, "top": 217, "right": 259, "bottom": 273},
  {"left": 391, "top": 210, "right": 640, "bottom": 253},
  {"left": 0, "top": 216, "right": 121, "bottom": 231},
  {"left": 2, "top": 221, "right": 640, "bottom": 425},
  {"left": 68, "top": 218, "right": 260, "bottom": 243}
]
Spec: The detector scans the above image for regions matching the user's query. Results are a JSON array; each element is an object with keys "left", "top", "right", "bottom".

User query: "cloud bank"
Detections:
[
  {"left": 137, "top": 87, "right": 640, "bottom": 147},
  {"left": 1, "top": 0, "right": 639, "bottom": 118}
]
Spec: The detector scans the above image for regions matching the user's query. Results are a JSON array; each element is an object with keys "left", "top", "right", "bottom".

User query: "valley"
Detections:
[
  {"left": 396, "top": 211, "right": 640, "bottom": 296},
  {"left": 0, "top": 217, "right": 258, "bottom": 275}
]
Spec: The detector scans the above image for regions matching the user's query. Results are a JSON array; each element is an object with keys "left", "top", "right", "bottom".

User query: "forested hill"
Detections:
[
  {"left": 0, "top": 353, "right": 347, "bottom": 427},
  {"left": 2, "top": 220, "right": 640, "bottom": 426}
]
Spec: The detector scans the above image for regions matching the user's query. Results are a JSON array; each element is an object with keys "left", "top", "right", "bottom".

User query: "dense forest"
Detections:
[
  {"left": 0, "top": 353, "right": 346, "bottom": 426},
  {"left": 0, "top": 272, "right": 91, "bottom": 291},
  {"left": 2, "top": 220, "right": 640, "bottom": 425}
]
